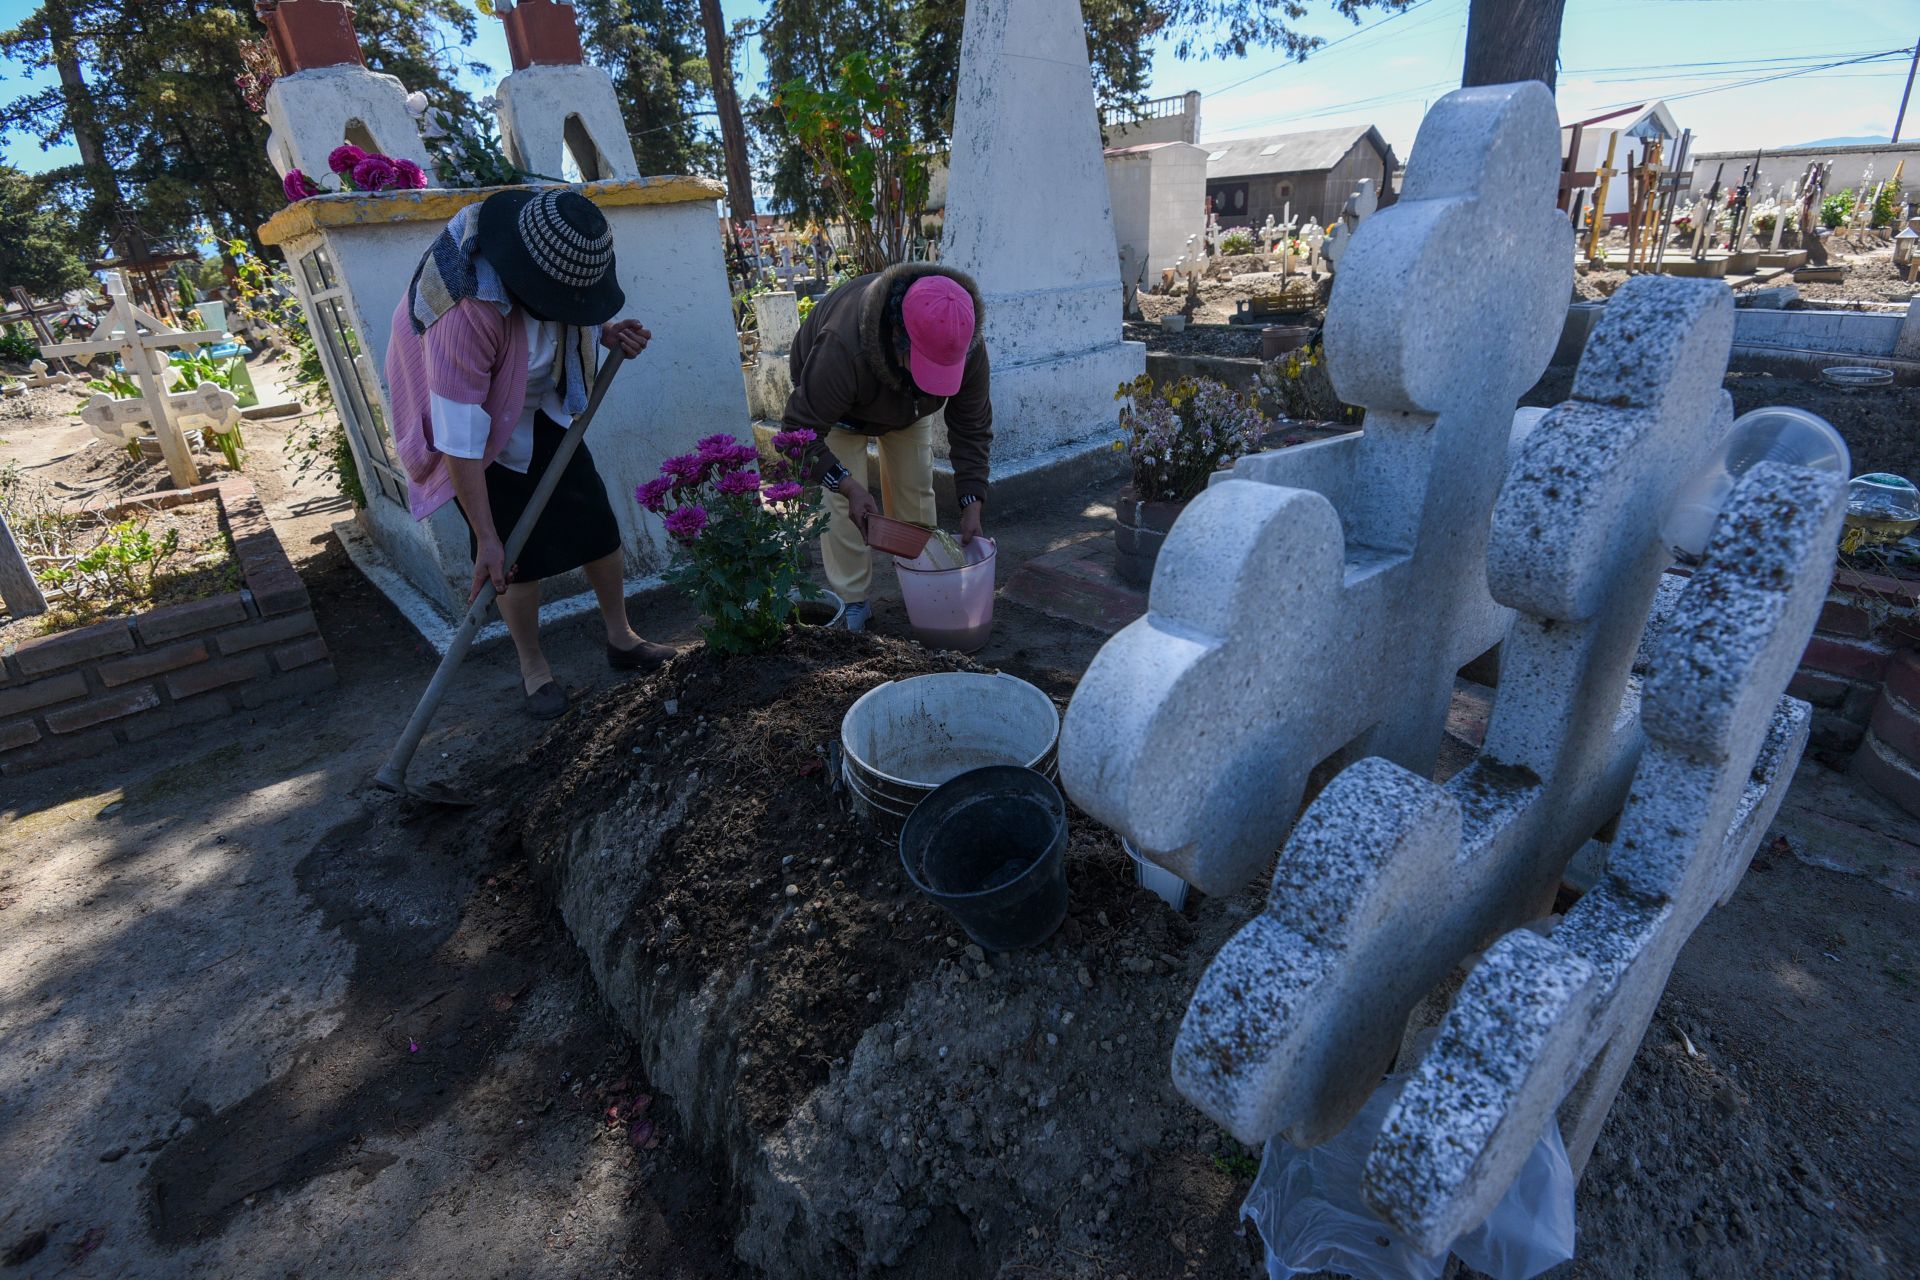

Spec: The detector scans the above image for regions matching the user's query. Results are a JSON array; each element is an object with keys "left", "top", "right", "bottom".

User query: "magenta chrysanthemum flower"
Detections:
[
  {"left": 695, "top": 433, "right": 739, "bottom": 456},
  {"left": 663, "top": 504, "right": 708, "bottom": 542},
  {"left": 715, "top": 468, "right": 760, "bottom": 496},
  {"left": 661, "top": 453, "right": 710, "bottom": 487},
  {"left": 352, "top": 154, "right": 400, "bottom": 192},
  {"left": 762, "top": 481, "right": 803, "bottom": 503},
  {"left": 635, "top": 477, "right": 673, "bottom": 512},
  {"left": 393, "top": 158, "right": 429, "bottom": 190},
  {"left": 771, "top": 428, "right": 816, "bottom": 458},
  {"left": 327, "top": 144, "right": 367, "bottom": 177},
  {"left": 282, "top": 169, "right": 320, "bottom": 202}
]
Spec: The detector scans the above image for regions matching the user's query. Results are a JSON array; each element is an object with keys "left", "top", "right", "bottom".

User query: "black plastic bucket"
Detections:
[{"left": 899, "top": 765, "right": 1069, "bottom": 951}]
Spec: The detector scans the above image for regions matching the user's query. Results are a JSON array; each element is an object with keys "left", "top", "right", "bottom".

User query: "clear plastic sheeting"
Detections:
[{"left": 1241, "top": 1070, "right": 1576, "bottom": 1280}]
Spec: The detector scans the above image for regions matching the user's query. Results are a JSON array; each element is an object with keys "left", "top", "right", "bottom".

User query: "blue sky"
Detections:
[{"left": 2, "top": 0, "right": 1913, "bottom": 177}]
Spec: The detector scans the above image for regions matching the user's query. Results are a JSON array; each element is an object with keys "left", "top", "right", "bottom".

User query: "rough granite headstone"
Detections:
[
  {"left": 1099, "top": 91, "right": 1843, "bottom": 1260},
  {"left": 1060, "top": 82, "right": 1572, "bottom": 896}
]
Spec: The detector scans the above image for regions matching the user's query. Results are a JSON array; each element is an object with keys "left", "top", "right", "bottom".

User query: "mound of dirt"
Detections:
[
  {"left": 515, "top": 629, "right": 1165, "bottom": 1133},
  {"left": 510, "top": 629, "right": 1263, "bottom": 1276}
]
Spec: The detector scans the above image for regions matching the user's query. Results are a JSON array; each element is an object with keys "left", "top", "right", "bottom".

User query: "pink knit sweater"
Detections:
[{"left": 385, "top": 296, "right": 531, "bottom": 520}]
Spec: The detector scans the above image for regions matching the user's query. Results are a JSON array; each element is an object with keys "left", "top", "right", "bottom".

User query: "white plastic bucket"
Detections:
[
  {"left": 1123, "top": 838, "right": 1192, "bottom": 911},
  {"left": 841, "top": 671, "right": 1058, "bottom": 830},
  {"left": 894, "top": 537, "right": 997, "bottom": 653}
]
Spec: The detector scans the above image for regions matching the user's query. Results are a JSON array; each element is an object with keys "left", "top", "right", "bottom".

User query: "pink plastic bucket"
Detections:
[{"left": 895, "top": 537, "right": 996, "bottom": 652}]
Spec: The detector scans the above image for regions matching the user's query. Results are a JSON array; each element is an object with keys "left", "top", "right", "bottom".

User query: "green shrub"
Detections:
[{"left": 1820, "top": 190, "right": 1856, "bottom": 229}]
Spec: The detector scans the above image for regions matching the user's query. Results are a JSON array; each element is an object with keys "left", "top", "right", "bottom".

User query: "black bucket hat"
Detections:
[{"left": 477, "top": 188, "right": 624, "bottom": 326}]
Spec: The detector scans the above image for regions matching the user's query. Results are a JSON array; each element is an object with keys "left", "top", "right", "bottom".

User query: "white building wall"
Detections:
[{"left": 1107, "top": 142, "right": 1207, "bottom": 285}]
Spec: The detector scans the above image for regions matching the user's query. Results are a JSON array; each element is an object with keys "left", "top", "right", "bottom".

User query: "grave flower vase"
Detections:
[{"left": 1113, "top": 485, "right": 1188, "bottom": 590}]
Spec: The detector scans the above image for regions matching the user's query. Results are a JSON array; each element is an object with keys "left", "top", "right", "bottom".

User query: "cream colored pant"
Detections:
[{"left": 822, "top": 419, "right": 937, "bottom": 603}]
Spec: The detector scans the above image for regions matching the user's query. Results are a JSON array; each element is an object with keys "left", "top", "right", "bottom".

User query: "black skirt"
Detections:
[{"left": 461, "top": 411, "right": 621, "bottom": 583}]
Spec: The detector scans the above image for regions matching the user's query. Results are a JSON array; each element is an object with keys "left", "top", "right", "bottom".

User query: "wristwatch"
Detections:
[
  {"left": 821, "top": 462, "right": 850, "bottom": 492},
  {"left": 958, "top": 494, "right": 981, "bottom": 508}
]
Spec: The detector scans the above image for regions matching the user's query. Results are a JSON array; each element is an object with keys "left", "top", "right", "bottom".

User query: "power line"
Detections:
[
  {"left": 1595, "top": 45, "right": 1912, "bottom": 108},
  {"left": 1208, "top": 0, "right": 1445, "bottom": 96}
]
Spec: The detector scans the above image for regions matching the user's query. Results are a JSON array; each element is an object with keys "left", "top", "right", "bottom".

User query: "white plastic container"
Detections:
[
  {"left": 894, "top": 537, "right": 997, "bottom": 653},
  {"left": 1123, "top": 838, "right": 1192, "bottom": 911},
  {"left": 840, "top": 670, "right": 1058, "bottom": 830},
  {"left": 1662, "top": 406, "right": 1848, "bottom": 560}
]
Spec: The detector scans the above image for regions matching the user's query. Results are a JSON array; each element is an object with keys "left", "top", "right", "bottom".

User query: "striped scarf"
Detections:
[{"left": 404, "top": 203, "right": 592, "bottom": 416}]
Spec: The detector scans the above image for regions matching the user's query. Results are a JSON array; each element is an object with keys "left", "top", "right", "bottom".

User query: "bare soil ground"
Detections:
[{"left": 0, "top": 348, "right": 1914, "bottom": 1279}]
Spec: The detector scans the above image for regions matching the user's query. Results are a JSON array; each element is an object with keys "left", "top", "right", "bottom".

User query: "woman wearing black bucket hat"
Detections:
[{"left": 387, "top": 188, "right": 674, "bottom": 720}]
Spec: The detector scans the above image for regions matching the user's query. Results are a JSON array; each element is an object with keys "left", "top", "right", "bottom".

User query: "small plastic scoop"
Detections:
[{"left": 862, "top": 513, "right": 933, "bottom": 558}]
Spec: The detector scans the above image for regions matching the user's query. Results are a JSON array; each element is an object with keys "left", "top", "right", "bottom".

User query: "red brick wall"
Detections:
[
  {"left": 1791, "top": 566, "right": 1920, "bottom": 816},
  {"left": 0, "top": 477, "right": 336, "bottom": 776}
]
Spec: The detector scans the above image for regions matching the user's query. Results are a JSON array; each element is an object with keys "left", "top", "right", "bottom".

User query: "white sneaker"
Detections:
[{"left": 844, "top": 600, "right": 872, "bottom": 632}]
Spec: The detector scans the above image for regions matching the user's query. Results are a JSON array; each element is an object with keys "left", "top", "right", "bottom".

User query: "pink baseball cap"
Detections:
[{"left": 901, "top": 276, "right": 975, "bottom": 397}]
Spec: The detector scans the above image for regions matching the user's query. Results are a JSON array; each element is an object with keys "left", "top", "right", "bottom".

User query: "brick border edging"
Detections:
[
  {"left": 0, "top": 476, "right": 336, "bottom": 776},
  {"left": 1786, "top": 562, "right": 1920, "bottom": 814}
]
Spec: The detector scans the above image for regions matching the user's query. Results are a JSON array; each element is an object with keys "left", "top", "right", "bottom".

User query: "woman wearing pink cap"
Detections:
[{"left": 781, "top": 263, "right": 992, "bottom": 631}]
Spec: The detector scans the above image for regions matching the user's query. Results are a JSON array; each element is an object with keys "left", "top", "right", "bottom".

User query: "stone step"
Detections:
[{"left": 1003, "top": 534, "right": 1146, "bottom": 635}]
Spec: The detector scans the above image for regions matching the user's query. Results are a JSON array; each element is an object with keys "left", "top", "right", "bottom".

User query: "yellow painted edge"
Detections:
[{"left": 258, "top": 175, "right": 725, "bottom": 247}]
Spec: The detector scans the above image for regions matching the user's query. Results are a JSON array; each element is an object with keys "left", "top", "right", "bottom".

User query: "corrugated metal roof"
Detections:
[{"left": 1202, "top": 125, "right": 1393, "bottom": 179}]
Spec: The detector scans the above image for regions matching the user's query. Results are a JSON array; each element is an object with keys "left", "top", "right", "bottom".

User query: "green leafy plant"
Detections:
[
  {"left": 71, "top": 367, "right": 140, "bottom": 405},
  {"left": 168, "top": 352, "right": 249, "bottom": 470},
  {"left": 1218, "top": 229, "right": 1256, "bottom": 256},
  {"left": 1820, "top": 190, "right": 1856, "bottom": 230},
  {"left": 37, "top": 519, "right": 180, "bottom": 603},
  {"left": 1872, "top": 184, "right": 1900, "bottom": 229},
  {"left": 775, "top": 51, "right": 930, "bottom": 275},
  {"left": 171, "top": 350, "right": 239, "bottom": 393},
  {"left": 638, "top": 430, "right": 832, "bottom": 654},
  {"left": 0, "top": 323, "right": 38, "bottom": 363},
  {"left": 1115, "top": 373, "right": 1269, "bottom": 503}
]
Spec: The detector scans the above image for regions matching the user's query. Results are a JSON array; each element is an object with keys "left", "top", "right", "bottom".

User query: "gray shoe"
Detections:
[{"left": 844, "top": 600, "right": 872, "bottom": 633}]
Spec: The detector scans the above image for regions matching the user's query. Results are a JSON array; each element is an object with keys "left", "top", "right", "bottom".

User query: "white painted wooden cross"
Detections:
[
  {"left": 20, "top": 359, "right": 73, "bottom": 389},
  {"left": 42, "top": 273, "right": 235, "bottom": 488}
]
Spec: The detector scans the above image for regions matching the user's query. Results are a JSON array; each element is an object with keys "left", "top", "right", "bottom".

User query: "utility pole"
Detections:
[
  {"left": 699, "top": 0, "right": 756, "bottom": 225},
  {"left": 1896, "top": 34, "right": 1920, "bottom": 144}
]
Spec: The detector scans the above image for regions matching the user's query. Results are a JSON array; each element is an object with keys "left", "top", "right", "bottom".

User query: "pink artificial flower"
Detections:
[
  {"left": 352, "top": 153, "right": 400, "bottom": 192},
  {"left": 282, "top": 169, "right": 321, "bottom": 203},
  {"left": 762, "top": 481, "right": 803, "bottom": 503},
  {"left": 716, "top": 469, "right": 761, "bottom": 500},
  {"left": 328, "top": 143, "right": 367, "bottom": 177},
  {"left": 664, "top": 504, "right": 708, "bottom": 543},
  {"left": 393, "top": 158, "right": 429, "bottom": 190},
  {"left": 635, "top": 477, "right": 673, "bottom": 512}
]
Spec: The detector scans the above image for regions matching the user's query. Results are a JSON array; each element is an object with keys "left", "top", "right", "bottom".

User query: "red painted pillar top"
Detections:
[
  {"left": 255, "top": 0, "right": 363, "bottom": 73},
  {"left": 500, "top": 0, "right": 585, "bottom": 71}
]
